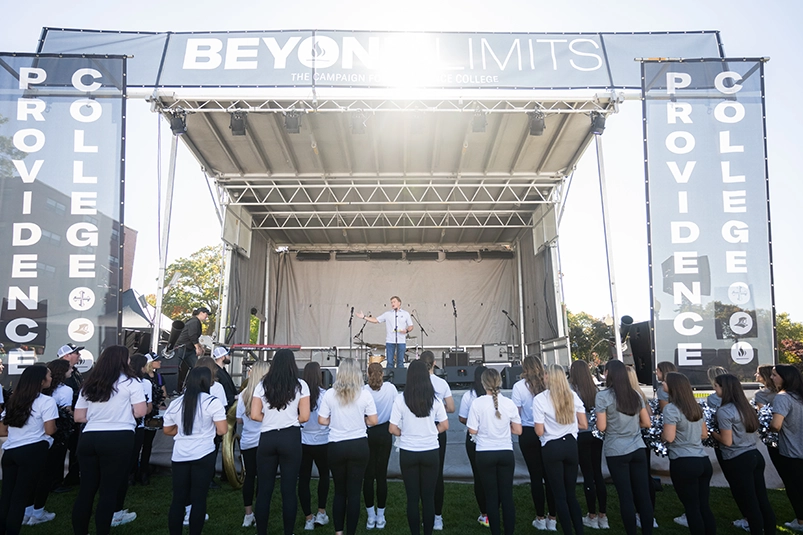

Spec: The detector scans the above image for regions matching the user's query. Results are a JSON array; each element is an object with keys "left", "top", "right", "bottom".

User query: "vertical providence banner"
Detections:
[
  {"left": 642, "top": 59, "right": 774, "bottom": 384},
  {"left": 0, "top": 54, "right": 126, "bottom": 373}
]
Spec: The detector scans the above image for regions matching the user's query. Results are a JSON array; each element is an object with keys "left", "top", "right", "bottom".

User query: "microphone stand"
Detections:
[
  {"left": 502, "top": 310, "right": 519, "bottom": 362},
  {"left": 348, "top": 307, "right": 354, "bottom": 367},
  {"left": 353, "top": 316, "right": 369, "bottom": 369},
  {"left": 452, "top": 300, "right": 459, "bottom": 352},
  {"left": 410, "top": 312, "right": 428, "bottom": 352}
]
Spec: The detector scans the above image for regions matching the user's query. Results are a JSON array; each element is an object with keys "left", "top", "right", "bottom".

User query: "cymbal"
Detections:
[{"left": 407, "top": 335, "right": 417, "bottom": 339}]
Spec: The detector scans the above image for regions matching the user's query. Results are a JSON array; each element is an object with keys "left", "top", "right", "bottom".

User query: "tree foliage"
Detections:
[
  {"left": 160, "top": 245, "right": 224, "bottom": 335},
  {"left": 0, "top": 115, "right": 27, "bottom": 177},
  {"left": 777, "top": 312, "right": 803, "bottom": 364},
  {"left": 567, "top": 309, "right": 613, "bottom": 364}
]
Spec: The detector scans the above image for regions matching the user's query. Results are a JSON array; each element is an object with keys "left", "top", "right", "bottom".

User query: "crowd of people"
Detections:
[{"left": 0, "top": 343, "right": 802, "bottom": 535}]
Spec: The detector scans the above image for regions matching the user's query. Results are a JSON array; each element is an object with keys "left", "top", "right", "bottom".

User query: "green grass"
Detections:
[{"left": 19, "top": 471, "right": 800, "bottom": 534}]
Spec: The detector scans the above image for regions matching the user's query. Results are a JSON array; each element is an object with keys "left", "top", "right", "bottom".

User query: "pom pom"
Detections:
[
  {"left": 588, "top": 410, "right": 605, "bottom": 440},
  {"left": 700, "top": 401, "right": 719, "bottom": 448},
  {"left": 641, "top": 397, "right": 667, "bottom": 457},
  {"left": 756, "top": 403, "right": 779, "bottom": 448}
]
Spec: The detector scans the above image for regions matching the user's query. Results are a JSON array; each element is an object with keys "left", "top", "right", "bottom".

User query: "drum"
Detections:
[{"left": 368, "top": 353, "right": 386, "bottom": 366}]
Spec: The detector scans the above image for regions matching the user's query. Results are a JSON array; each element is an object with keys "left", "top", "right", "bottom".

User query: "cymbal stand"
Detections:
[
  {"left": 410, "top": 311, "right": 428, "bottom": 351},
  {"left": 503, "top": 310, "right": 519, "bottom": 362},
  {"left": 353, "top": 318, "right": 369, "bottom": 368}
]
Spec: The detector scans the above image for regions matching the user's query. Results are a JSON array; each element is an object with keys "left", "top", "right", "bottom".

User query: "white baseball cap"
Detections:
[
  {"left": 57, "top": 344, "right": 84, "bottom": 358},
  {"left": 212, "top": 346, "right": 230, "bottom": 360}
]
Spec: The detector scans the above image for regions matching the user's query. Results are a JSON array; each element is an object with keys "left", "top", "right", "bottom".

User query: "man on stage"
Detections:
[
  {"left": 174, "top": 306, "right": 210, "bottom": 392},
  {"left": 356, "top": 296, "right": 413, "bottom": 369}
]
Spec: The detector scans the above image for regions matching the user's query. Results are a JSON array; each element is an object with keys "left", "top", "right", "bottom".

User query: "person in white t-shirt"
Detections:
[
  {"left": 458, "top": 366, "right": 489, "bottom": 527},
  {"left": 467, "top": 368, "right": 522, "bottom": 535},
  {"left": 389, "top": 359, "right": 448, "bottom": 535},
  {"left": 362, "top": 362, "right": 397, "bottom": 529},
  {"left": 194, "top": 356, "right": 228, "bottom": 492},
  {"left": 0, "top": 365, "right": 58, "bottom": 532},
  {"left": 250, "top": 349, "right": 310, "bottom": 535},
  {"left": 318, "top": 358, "right": 378, "bottom": 535},
  {"left": 299, "top": 361, "right": 331, "bottom": 531},
  {"left": 72, "top": 346, "right": 148, "bottom": 535},
  {"left": 355, "top": 295, "right": 413, "bottom": 369},
  {"left": 420, "top": 350, "right": 454, "bottom": 530},
  {"left": 163, "top": 366, "right": 227, "bottom": 535},
  {"left": 236, "top": 360, "right": 270, "bottom": 528},
  {"left": 533, "top": 364, "right": 588, "bottom": 535}
]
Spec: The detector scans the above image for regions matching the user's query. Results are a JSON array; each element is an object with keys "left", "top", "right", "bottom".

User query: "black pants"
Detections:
[
  {"left": 465, "top": 432, "right": 487, "bottom": 514},
  {"left": 255, "top": 427, "right": 302, "bottom": 535},
  {"left": 364, "top": 422, "right": 392, "bottom": 509},
  {"left": 669, "top": 456, "right": 716, "bottom": 535},
  {"left": 400, "top": 449, "right": 439, "bottom": 535},
  {"left": 643, "top": 446, "right": 656, "bottom": 508},
  {"left": 476, "top": 450, "right": 516, "bottom": 535},
  {"left": 577, "top": 432, "right": 606, "bottom": 515},
  {"left": 777, "top": 454, "right": 803, "bottom": 521},
  {"left": 0, "top": 441, "right": 48, "bottom": 535},
  {"left": 176, "top": 346, "right": 198, "bottom": 393},
  {"left": 721, "top": 449, "right": 775, "bottom": 535},
  {"left": 435, "top": 430, "right": 446, "bottom": 516},
  {"left": 63, "top": 423, "right": 82, "bottom": 486},
  {"left": 606, "top": 448, "right": 653, "bottom": 535},
  {"left": 518, "top": 425, "right": 555, "bottom": 517},
  {"left": 299, "top": 444, "right": 329, "bottom": 516},
  {"left": 114, "top": 427, "right": 144, "bottom": 511},
  {"left": 329, "top": 438, "right": 369, "bottom": 535},
  {"left": 72, "top": 430, "right": 134, "bottom": 535},
  {"left": 168, "top": 451, "right": 215, "bottom": 535},
  {"left": 139, "top": 428, "right": 157, "bottom": 475},
  {"left": 31, "top": 440, "right": 68, "bottom": 509},
  {"left": 241, "top": 447, "right": 258, "bottom": 509},
  {"left": 129, "top": 427, "right": 145, "bottom": 477},
  {"left": 542, "top": 435, "right": 583, "bottom": 535}
]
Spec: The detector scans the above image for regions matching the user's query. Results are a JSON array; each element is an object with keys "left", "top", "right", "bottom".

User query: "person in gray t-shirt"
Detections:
[
  {"left": 662, "top": 403, "right": 706, "bottom": 460},
  {"left": 770, "top": 365, "right": 803, "bottom": 529},
  {"left": 753, "top": 364, "right": 778, "bottom": 408},
  {"left": 594, "top": 388, "right": 645, "bottom": 458},
  {"left": 715, "top": 403, "right": 757, "bottom": 460}
]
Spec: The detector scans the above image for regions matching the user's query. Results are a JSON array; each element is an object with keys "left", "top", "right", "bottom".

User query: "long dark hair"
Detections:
[
  {"left": 420, "top": 351, "right": 435, "bottom": 372},
  {"left": 262, "top": 349, "right": 300, "bottom": 411},
  {"left": 303, "top": 361, "right": 323, "bottom": 411},
  {"left": 182, "top": 367, "right": 212, "bottom": 436},
  {"left": 756, "top": 364, "right": 777, "bottom": 392},
  {"left": 129, "top": 354, "right": 148, "bottom": 380},
  {"left": 665, "top": 372, "right": 702, "bottom": 422},
  {"left": 605, "top": 359, "right": 641, "bottom": 416},
  {"left": 569, "top": 360, "right": 598, "bottom": 412},
  {"left": 472, "top": 365, "right": 488, "bottom": 399},
  {"left": 716, "top": 374, "right": 758, "bottom": 433},
  {"left": 404, "top": 360, "right": 435, "bottom": 418},
  {"left": 43, "top": 359, "right": 70, "bottom": 396},
  {"left": 775, "top": 364, "right": 803, "bottom": 401},
  {"left": 81, "top": 345, "right": 136, "bottom": 403},
  {"left": 4, "top": 365, "right": 49, "bottom": 428}
]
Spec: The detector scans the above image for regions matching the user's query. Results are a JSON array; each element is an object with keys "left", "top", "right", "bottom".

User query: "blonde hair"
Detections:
[
  {"left": 482, "top": 368, "right": 503, "bottom": 419},
  {"left": 334, "top": 358, "right": 363, "bottom": 405},
  {"left": 627, "top": 366, "right": 650, "bottom": 406},
  {"left": 707, "top": 366, "right": 727, "bottom": 387},
  {"left": 242, "top": 361, "right": 270, "bottom": 416},
  {"left": 521, "top": 356, "right": 546, "bottom": 397},
  {"left": 546, "top": 364, "right": 575, "bottom": 425}
]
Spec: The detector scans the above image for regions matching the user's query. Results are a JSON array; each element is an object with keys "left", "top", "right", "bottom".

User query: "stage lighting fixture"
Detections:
[
  {"left": 472, "top": 111, "right": 487, "bottom": 133},
  {"left": 351, "top": 111, "right": 367, "bottom": 134},
  {"left": 590, "top": 112, "right": 606, "bottom": 135},
  {"left": 230, "top": 111, "right": 247, "bottom": 136},
  {"left": 528, "top": 111, "right": 545, "bottom": 136},
  {"left": 284, "top": 111, "right": 300, "bottom": 134},
  {"left": 169, "top": 110, "right": 187, "bottom": 136}
]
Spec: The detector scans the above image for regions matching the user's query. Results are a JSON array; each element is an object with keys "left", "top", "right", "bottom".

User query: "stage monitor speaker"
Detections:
[
  {"left": 482, "top": 343, "right": 509, "bottom": 363},
  {"left": 443, "top": 350, "right": 469, "bottom": 367},
  {"left": 442, "top": 365, "right": 479, "bottom": 387},
  {"left": 321, "top": 368, "right": 334, "bottom": 388},
  {"left": 383, "top": 368, "right": 407, "bottom": 387},
  {"left": 626, "top": 321, "right": 653, "bottom": 385},
  {"left": 501, "top": 365, "right": 522, "bottom": 389}
]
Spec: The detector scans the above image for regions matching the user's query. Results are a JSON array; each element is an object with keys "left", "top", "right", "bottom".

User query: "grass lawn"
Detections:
[{"left": 21, "top": 471, "right": 799, "bottom": 534}]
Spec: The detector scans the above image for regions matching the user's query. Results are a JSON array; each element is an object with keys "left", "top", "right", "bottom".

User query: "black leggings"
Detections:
[
  {"left": 577, "top": 432, "right": 606, "bottom": 515},
  {"left": 606, "top": 448, "right": 653, "bottom": 535},
  {"left": 644, "top": 446, "right": 656, "bottom": 508},
  {"left": 140, "top": 428, "right": 157, "bottom": 473},
  {"left": 777, "top": 454, "right": 803, "bottom": 521},
  {"left": 435, "top": 430, "right": 446, "bottom": 516},
  {"left": 116, "top": 427, "right": 144, "bottom": 510},
  {"left": 721, "top": 449, "right": 775, "bottom": 535},
  {"left": 400, "top": 448, "right": 439, "bottom": 535},
  {"left": 518, "top": 425, "right": 555, "bottom": 517},
  {"left": 255, "top": 426, "right": 302, "bottom": 535},
  {"left": 299, "top": 444, "right": 330, "bottom": 516},
  {"left": 31, "top": 440, "right": 68, "bottom": 509},
  {"left": 168, "top": 451, "right": 215, "bottom": 535},
  {"left": 363, "top": 422, "right": 392, "bottom": 509},
  {"left": 329, "top": 438, "right": 369, "bottom": 535},
  {"left": 241, "top": 447, "right": 258, "bottom": 508},
  {"left": 669, "top": 456, "right": 716, "bottom": 535},
  {"left": 476, "top": 450, "right": 516, "bottom": 535},
  {"left": 72, "top": 430, "right": 134, "bottom": 535},
  {"left": 0, "top": 441, "right": 48, "bottom": 535},
  {"left": 541, "top": 435, "right": 583, "bottom": 535},
  {"left": 465, "top": 432, "right": 487, "bottom": 514}
]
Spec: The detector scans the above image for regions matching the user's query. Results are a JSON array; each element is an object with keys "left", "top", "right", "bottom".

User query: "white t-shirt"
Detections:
[
  {"left": 210, "top": 382, "right": 227, "bottom": 406},
  {"left": 390, "top": 393, "right": 447, "bottom": 452},
  {"left": 236, "top": 391, "right": 263, "bottom": 451},
  {"left": 532, "top": 390, "right": 585, "bottom": 446},
  {"left": 253, "top": 379, "right": 310, "bottom": 432},
  {"left": 466, "top": 394, "right": 521, "bottom": 451},
  {"left": 75, "top": 374, "right": 147, "bottom": 432},
  {"left": 511, "top": 379, "right": 540, "bottom": 427},
  {"left": 137, "top": 378, "right": 153, "bottom": 429},
  {"left": 318, "top": 388, "right": 377, "bottom": 443},
  {"left": 364, "top": 382, "right": 398, "bottom": 425},
  {"left": 459, "top": 390, "right": 479, "bottom": 420},
  {"left": 302, "top": 387, "right": 330, "bottom": 446},
  {"left": 2, "top": 393, "right": 59, "bottom": 450},
  {"left": 430, "top": 375, "right": 453, "bottom": 411},
  {"left": 51, "top": 383, "right": 74, "bottom": 408},
  {"left": 376, "top": 309, "right": 413, "bottom": 344},
  {"left": 163, "top": 392, "right": 227, "bottom": 462}
]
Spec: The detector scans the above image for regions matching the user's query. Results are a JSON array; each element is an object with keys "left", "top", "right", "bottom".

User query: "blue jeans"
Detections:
[{"left": 386, "top": 343, "right": 406, "bottom": 368}]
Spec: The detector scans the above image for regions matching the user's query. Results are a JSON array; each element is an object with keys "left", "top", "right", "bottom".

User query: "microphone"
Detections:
[
  {"left": 350, "top": 306, "right": 354, "bottom": 316},
  {"left": 452, "top": 299, "right": 456, "bottom": 308},
  {"left": 502, "top": 309, "right": 509, "bottom": 315}
]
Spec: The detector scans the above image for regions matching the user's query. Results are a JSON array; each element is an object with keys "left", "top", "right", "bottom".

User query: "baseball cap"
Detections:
[
  {"left": 195, "top": 307, "right": 211, "bottom": 315},
  {"left": 58, "top": 343, "right": 84, "bottom": 358},
  {"left": 212, "top": 346, "right": 230, "bottom": 360}
]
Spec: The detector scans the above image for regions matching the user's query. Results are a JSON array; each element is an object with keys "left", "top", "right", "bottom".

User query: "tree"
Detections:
[
  {"left": 159, "top": 245, "right": 224, "bottom": 335},
  {"left": 0, "top": 115, "right": 26, "bottom": 177},
  {"left": 777, "top": 312, "right": 803, "bottom": 364},
  {"left": 567, "top": 310, "right": 613, "bottom": 364}
]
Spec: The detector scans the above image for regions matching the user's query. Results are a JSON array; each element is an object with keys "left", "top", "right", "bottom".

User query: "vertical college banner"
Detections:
[
  {"left": 642, "top": 59, "right": 774, "bottom": 384},
  {"left": 0, "top": 54, "right": 126, "bottom": 373}
]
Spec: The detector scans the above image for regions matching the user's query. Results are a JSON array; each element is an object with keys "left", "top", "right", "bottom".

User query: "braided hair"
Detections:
[{"left": 482, "top": 368, "right": 503, "bottom": 419}]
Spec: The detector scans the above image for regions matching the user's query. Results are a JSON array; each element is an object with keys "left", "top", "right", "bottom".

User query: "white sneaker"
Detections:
[
  {"left": 654, "top": 519, "right": 659, "bottom": 528},
  {"left": 582, "top": 514, "right": 599, "bottom": 529},
  {"left": 367, "top": 516, "right": 376, "bottom": 529},
  {"left": 433, "top": 515, "right": 443, "bottom": 531},
  {"left": 376, "top": 515, "right": 386, "bottom": 529},
  {"left": 111, "top": 510, "right": 137, "bottom": 527},
  {"left": 532, "top": 518, "right": 547, "bottom": 530},
  {"left": 597, "top": 516, "right": 609, "bottom": 529},
  {"left": 27, "top": 510, "right": 56, "bottom": 525},
  {"left": 674, "top": 514, "right": 688, "bottom": 527},
  {"left": 635, "top": 514, "right": 641, "bottom": 528},
  {"left": 546, "top": 518, "right": 557, "bottom": 531},
  {"left": 183, "top": 509, "right": 209, "bottom": 526},
  {"left": 305, "top": 517, "right": 315, "bottom": 531},
  {"left": 314, "top": 512, "right": 329, "bottom": 525},
  {"left": 243, "top": 513, "right": 256, "bottom": 527},
  {"left": 477, "top": 514, "right": 489, "bottom": 527},
  {"left": 785, "top": 520, "right": 803, "bottom": 532}
]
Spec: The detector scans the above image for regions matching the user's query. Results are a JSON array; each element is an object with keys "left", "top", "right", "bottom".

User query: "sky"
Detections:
[{"left": 2, "top": 0, "right": 802, "bottom": 324}]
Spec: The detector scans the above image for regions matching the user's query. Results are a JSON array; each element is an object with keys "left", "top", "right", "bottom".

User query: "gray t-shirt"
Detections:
[
  {"left": 662, "top": 403, "right": 706, "bottom": 460},
  {"left": 707, "top": 393, "right": 722, "bottom": 409},
  {"left": 656, "top": 387, "right": 669, "bottom": 402},
  {"left": 773, "top": 392, "right": 803, "bottom": 459},
  {"left": 595, "top": 388, "right": 646, "bottom": 458},
  {"left": 715, "top": 403, "right": 757, "bottom": 461},
  {"left": 753, "top": 388, "right": 776, "bottom": 407}
]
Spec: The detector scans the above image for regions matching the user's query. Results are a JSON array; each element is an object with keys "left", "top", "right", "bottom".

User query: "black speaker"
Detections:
[
  {"left": 626, "top": 321, "right": 653, "bottom": 385},
  {"left": 383, "top": 367, "right": 407, "bottom": 387},
  {"left": 321, "top": 368, "right": 334, "bottom": 388},
  {"left": 443, "top": 351, "right": 469, "bottom": 367},
  {"left": 502, "top": 365, "right": 522, "bottom": 389},
  {"left": 441, "top": 365, "right": 478, "bottom": 387}
]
